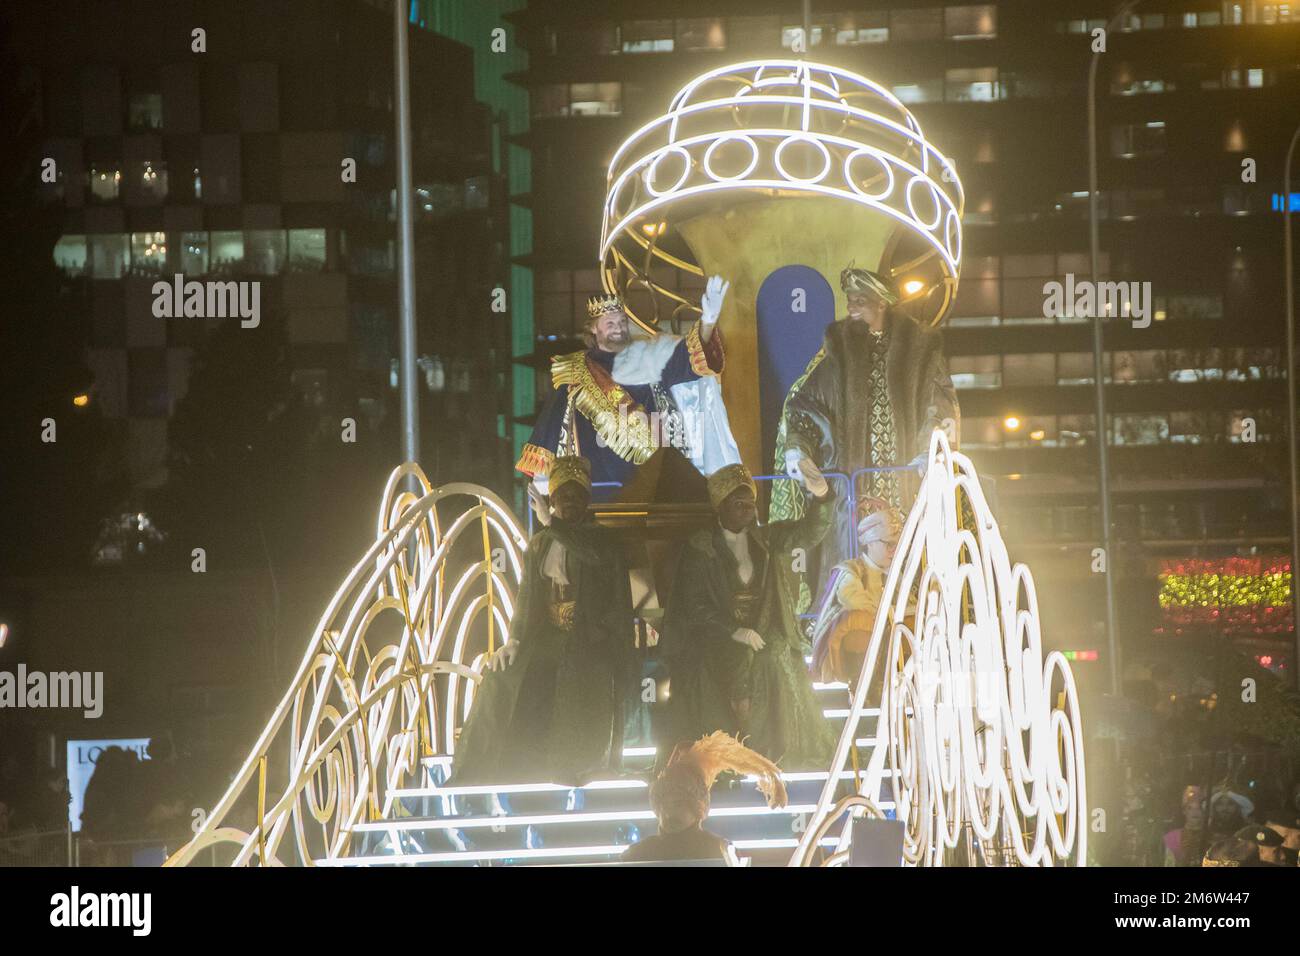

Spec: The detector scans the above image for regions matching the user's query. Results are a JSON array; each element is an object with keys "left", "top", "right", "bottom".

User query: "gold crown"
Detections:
[{"left": 586, "top": 292, "right": 624, "bottom": 319}]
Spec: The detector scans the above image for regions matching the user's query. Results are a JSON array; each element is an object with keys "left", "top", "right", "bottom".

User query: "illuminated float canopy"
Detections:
[{"left": 600, "top": 59, "right": 965, "bottom": 333}]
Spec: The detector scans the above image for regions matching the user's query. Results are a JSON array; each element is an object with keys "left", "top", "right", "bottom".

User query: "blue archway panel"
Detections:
[{"left": 755, "top": 265, "right": 836, "bottom": 471}]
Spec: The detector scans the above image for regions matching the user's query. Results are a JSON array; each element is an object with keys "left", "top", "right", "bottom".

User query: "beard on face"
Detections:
[{"left": 597, "top": 322, "right": 629, "bottom": 350}]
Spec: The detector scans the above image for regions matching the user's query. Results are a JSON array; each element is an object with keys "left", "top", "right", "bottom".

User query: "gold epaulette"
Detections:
[{"left": 550, "top": 350, "right": 589, "bottom": 391}]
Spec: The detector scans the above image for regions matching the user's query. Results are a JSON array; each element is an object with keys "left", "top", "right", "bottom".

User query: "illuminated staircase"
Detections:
[{"left": 321, "top": 681, "right": 891, "bottom": 867}]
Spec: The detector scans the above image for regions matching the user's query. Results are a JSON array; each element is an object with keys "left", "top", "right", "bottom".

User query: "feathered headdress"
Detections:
[{"left": 649, "top": 732, "right": 788, "bottom": 826}]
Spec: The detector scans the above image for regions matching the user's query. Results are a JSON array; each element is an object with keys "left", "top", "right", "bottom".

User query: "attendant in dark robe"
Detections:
[
  {"left": 621, "top": 731, "right": 786, "bottom": 865},
  {"left": 661, "top": 463, "right": 837, "bottom": 768},
  {"left": 770, "top": 263, "right": 960, "bottom": 610},
  {"left": 449, "top": 456, "right": 634, "bottom": 786}
]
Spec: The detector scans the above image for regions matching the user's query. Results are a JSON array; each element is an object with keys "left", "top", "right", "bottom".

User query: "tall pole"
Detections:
[
  {"left": 394, "top": 0, "right": 420, "bottom": 465},
  {"left": 1284, "top": 123, "right": 1300, "bottom": 689},
  {"left": 1088, "top": 3, "right": 1135, "bottom": 696}
]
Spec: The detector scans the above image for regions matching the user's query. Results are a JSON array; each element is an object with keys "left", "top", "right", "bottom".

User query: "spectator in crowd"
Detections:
[{"left": 1162, "top": 785, "right": 1207, "bottom": 866}]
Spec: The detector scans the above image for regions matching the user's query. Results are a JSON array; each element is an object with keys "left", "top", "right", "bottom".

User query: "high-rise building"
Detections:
[
  {"left": 505, "top": 0, "right": 1300, "bottom": 684},
  {"left": 19, "top": 0, "right": 514, "bottom": 496}
]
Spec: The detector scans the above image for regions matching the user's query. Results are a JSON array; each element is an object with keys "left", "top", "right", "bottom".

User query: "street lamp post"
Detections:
[
  {"left": 1284, "top": 122, "right": 1300, "bottom": 688},
  {"left": 394, "top": 0, "right": 420, "bottom": 466},
  {"left": 1088, "top": 2, "right": 1137, "bottom": 697}
]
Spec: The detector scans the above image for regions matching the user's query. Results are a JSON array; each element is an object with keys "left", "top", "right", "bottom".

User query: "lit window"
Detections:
[
  {"left": 133, "top": 160, "right": 168, "bottom": 204},
  {"left": 180, "top": 232, "right": 209, "bottom": 276},
  {"left": 676, "top": 18, "right": 725, "bottom": 51},
  {"left": 833, "top": 11, "right": 888, "bottom": 44},
  {"left": 567, "top": 82, "right": 621, "bottom": 116},
  {"left": 944, "top": 5, "right": 996, "bottom": 40},
  {"left": 244, "top": 230, "right": 286, "bottom": 276},
  {"left": 88, "top": 234, "right": 129, "bottom": 279},
  {"left": 209, "top": 231, "right": 245, "bottom": 275},
  {"left": 949, "top": 354, "right": 1001, "bottom": 389},
  {"left": 288, "top": 229, "right": 327, "bottom": 273},
  {"left": 892, "top": 79, "right": 943, "bottom": 103},
  {"left": 622, "top": 20, "right": 673, "bottom": 53},
  {"left": 53, "top": 235, "right": 88, "bottom": 277},
  {"left": 88, "top": 165, "right": 121, "bottom": 202},
  {"left": 129, "top": 232, "right": 168, "bottom": 276},
  {"left": 1112, "top": 413, "right": 1170, "bottom": 445},
  {"left": 945, "top": 67, "right": 1000, "bottom": 101}
]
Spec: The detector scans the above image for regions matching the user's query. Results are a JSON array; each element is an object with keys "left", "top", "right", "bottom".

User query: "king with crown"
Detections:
[{"left": 516, "top": 277, "right": 742, "bottom": 497}]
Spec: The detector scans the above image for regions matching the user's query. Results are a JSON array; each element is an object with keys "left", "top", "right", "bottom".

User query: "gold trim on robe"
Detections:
[
  {"left": 686, "top": 321, "right": 724, "bottom": 377},
  {"left": 515, "top": 442, "right": 555, "bottom": 478},
  {"left": 550, "top": 351, "right": 657, "bottom": 465}
]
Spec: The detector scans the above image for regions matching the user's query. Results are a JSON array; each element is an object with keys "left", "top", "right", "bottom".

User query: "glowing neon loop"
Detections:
[
  {"left": 701, "top": 132, "right": 761, "bottom": 182},
  {"left": 905, "top": 174, "right": 943, "bottom": 232},
  {"left": 843, "top": 148, "right": 896, "bottom": 201},
  {"left": 793, "top": 430, "right": 1087, "bottom": 868},
  {"left": 642, "top": 144, "right": 693, "bottom": 198},
  {"left": 165, "top": 465, "right": 528, "bottom": 867},
  {"left": 773, "top": 133, "right": 833, "bottom": 184}
]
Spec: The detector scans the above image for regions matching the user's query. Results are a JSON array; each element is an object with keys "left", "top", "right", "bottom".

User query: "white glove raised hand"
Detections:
[
  {"left": 700, "top": 275, "right": 729, "bottom": 326},
  {"left": 783, "top": 448, "right": 804, "bottom": 481},
  {"left": 487, "top": 642, "right": 518, "bottom": 672},
  {"left": 731, "top": 627, "right": 765, "bottom": 651},
  {"left": 796, "top": 458, "right": 829, "bottom": 499},
  {"left": 527, "top": 481, "right": 552, "bottom": 527}
]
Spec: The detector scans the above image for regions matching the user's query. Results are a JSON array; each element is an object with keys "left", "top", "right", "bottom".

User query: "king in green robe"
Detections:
[
  {"left": 449, "top": 456, "right": 634, "bottom": 786},
  {"left": 660, "top": 463, "right": 837, "bottom": 769}
]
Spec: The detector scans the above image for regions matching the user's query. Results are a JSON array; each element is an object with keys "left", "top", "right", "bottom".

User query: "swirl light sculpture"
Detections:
[
  {"left": 600, "top": 59, "right": 964, "bottom": 332},
  {"left": 792, "top": 430, "right": 1087, "bottom": 867},
  {"left": 165, "top": 464, "right": 526, "bottom": 867}
]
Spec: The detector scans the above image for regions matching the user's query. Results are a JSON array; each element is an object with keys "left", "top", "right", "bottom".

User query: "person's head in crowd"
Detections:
[
  {"left": 1265, "top": 813, "right": 1300, "bottom": 854},
  {"left": 1209, "top": 788, "right": 1253, "bottom": 834},
  {"left": 1234, "top": 824, "right": 1292, "bottom": 866},
  {"left": 649, "top": 732, "right": 786, "bottom": 836},
  {"left": 1202, "top": 835, "right": 1259, "bottom": 867},
  {"left": 1181, "top": 784, "right": 1206, "bottom": 830}
]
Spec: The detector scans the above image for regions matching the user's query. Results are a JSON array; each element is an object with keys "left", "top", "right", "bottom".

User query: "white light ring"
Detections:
[
  {"left": 607, "top": 127, "right": 957, "bottom": 226},
  {"left": 906, "top": 174, "right": 944, "bottom": 233},
  {"left": 773, "top": 133, "right": 833, "bottom": 184},
  {"left": 843, "top": 148, "right": 897, "bottom": 202},
  {"left": 642, "top": 144, "right": 693, "bottom": 198},
  {"left": 945, "top": 209, "right": 962, "bottom": 268},
  {"left": 610, "top": 172, "right": 641, "bottom": 225},
  {"left": 602, "top": 179, "right": 959, "bottom": 277},
  {"left": 701, "top": 132, "right": 761, "bottom": 182}
]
